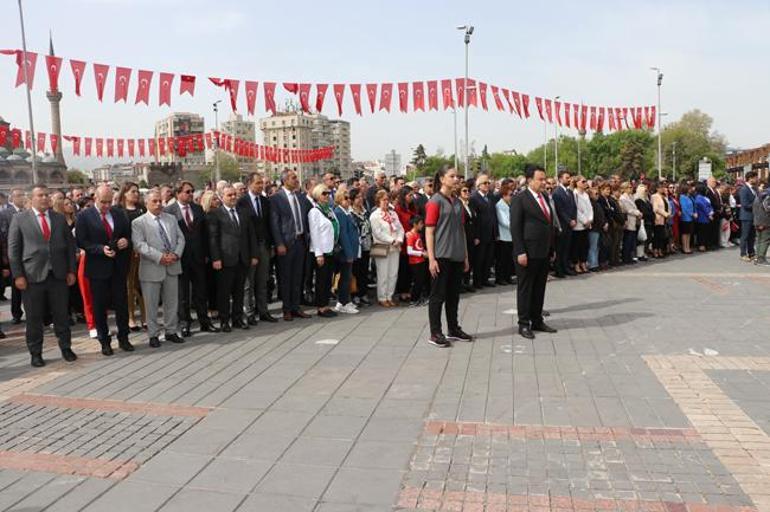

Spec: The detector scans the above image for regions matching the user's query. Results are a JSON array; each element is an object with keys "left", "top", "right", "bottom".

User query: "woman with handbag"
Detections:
[
  {"left": 651, "top": 182, "right": 671, "bottom": 259},
  {"left": 333, "top": 189, "right": 360, "bottom": 314},
  {"left": 634, "top": 184, "right": 654, "bottom": 261},
  {"left": 369, "top": 189, "right": 404, "bottom": 307},
  {"left": 619, "top": 182, "right": 643, "bottom": 264},
  {"left": 349, "top": 188, "right": 372, "bottom": 306},
  {"left": 308, "top": 185, "right": 340, "bottom": 318}
]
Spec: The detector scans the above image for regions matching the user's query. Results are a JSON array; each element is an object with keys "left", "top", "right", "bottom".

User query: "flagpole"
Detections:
[{"left": 17, "top": 0, "right": 37, "bottom": 183}]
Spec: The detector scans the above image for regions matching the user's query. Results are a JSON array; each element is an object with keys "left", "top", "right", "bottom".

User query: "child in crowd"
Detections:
[{"left": 406, "top": 216, "right": 428, "bottom": 307}]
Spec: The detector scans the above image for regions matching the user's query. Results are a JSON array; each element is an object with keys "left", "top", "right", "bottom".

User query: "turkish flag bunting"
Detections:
[
  {"left": 544, "top": 99, "right": 553, "bottom": 123},
  {"left": 0, "top": 125, "right": 6, "bottom": 146},
  {"left": 95, "top": 138, "right": 104, "bottom": 157},
  {"left": 148, "top": 138, "right": 156, "bottom": 159},
  {"left": 478, "top": 82, "right": 488, "bottom": 111},
  {"left": 204, "top": 132, "right": 212, "bottom": 149},
  {"left": 167, "top": 136, "right": 176, "bottom": 154},
  {"left": 158, "top": 137, "right": 166, "bottom": 156},
  {"left": 379, "top": 83, "right": 393, "bottom": 112},
  {"left": 412, "top": 81, "right": 424, "bottom": 111},
  {"left": 427, "top": 80, "right": 438, "bottom": 111},
  {"left": 264, "top": 82, "right": 277, "bottom": 114},
  {"left": 227, "top": 79, "right": 240, "bottom": 112},
  {"left": 581, "top": 105, "right": 588, "bottom": 131},
  {"left": 70, "top": 59, "right": 86, "bottom": 96},
  {"left": 608, "top": 108, "right": 617, "bottom": 131},
  {"left": 159, "top": 72, "right": 174, "bottom": 106},
  {"left": 554, "top": 101, "right": 562, "bottom": 126},
  {"left": 350, "top": 84, "right": 362, "bottom": 115},
  {"left": 467, "top": 79, "right": 478, "bottom": 107},
  {"left": 333, "top": 84, "right": 345, "bottom": 116},
  {"left": 69, "top": 136, "right": 81, "bottom": 156},
  {"left": 128, "top": 139, "right": 135, "bottom": 157},
  {"left": 633, "top": 107, "right": 643, "bottom": 129},
  {"left": 646, "top": 106, "right": 656, "bottom": 128},
  {"left": 50, "top": 134, "right": 59, "bottom": 155},
  {"left": 37, "top": 132, "right": 46, "bottom": 153},
  {"left": 441, "top": 79, "right": 454, "bottom": 109},
  {"left": 574, "top": 104, "right": 581, "bottom": 129},
  {"left": 455, "top": 78, "right": 465, "bottom": 108},
  {"left": 9, "top": 51, "right": 37, "bottom": 89},
  {"left": 195, "top": 134, "right": 204, "bottom": 152},
  {"left": 84, "top": 137, "right": 92, "bottom": 157},
  {"left": 511, "top": 91, "right": 523, "bottom": 118},
  {"left": 135, "top": 70, "right": 152, "bottom": 105},
  {"left": 114, "top": 66, "right": 131, "bottom": 103},
  {"left": 25, "top": 131, "right": 31, "bottom": 150},
  {"left": 564, "top": 103, "right": 571, "bottom": 128},
  {"left": 180, "top": 74, "right": 196, "bottom": 96},
  {"left": 107, "top": 138, "right": 114, "bottom": 158},
  {"left": 298, "top": 83, "right": 311, "bottom": 112},
  {"left": 245, "top": 80, "right": 259, "bottom": 115},
  {"left": 590, "top": 106, "right": 597, "bottom": 131},
  {"left": 535, "top": 97, "right": 544, "bottom": 121},
  {"left": 117, "top": 139, "right": 124, "bottom": 157},
  {"left": 397, "top": 82, "right": 408, "bottom": 113},
  {"left": 597, "top": 107, "right": 606, "bottom": 132},
  {"left": 138, "top": 138, "right": 145, "bottom": 157},
  {"left": 315, "top": 83, "right": 328, "bottom": 112},
  {"left": 490, "top": 85, "right": 504, "bottom": 111},
  {"left": 501, "top": 88, "right": 513, "bottom": 114},
  {"left": 93, "top": 63, "right": 109, "bottom": 102},
  {"left": 45, "top": 54, "right": 62, "bottom": 91},
  {"left": 283, "top": 83, "right": 298, "bottom": 94},
  {"left": 11, "top": 129, "right": 21, "bottom": 149},
  {"left": 366, "top": 83, "right": 377, "bottom": 113}
]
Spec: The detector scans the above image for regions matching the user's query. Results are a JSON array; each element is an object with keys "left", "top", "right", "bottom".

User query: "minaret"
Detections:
[{"left": 46, "top": 32, "right": 65, "bottom": 166}]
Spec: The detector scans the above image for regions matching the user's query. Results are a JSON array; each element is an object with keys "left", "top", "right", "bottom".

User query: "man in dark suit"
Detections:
[
  {"left": 165, "top": 181, "right": 219, "bottom": 337},
  {"left": 8, "top": 184, "right": 77, "bottom": 367},
  {"left": 207, "top": 185, "right": 257, "bottom": 332},
  {"left": 510, "top": 164, "right": 558, "bottom": 339},
  {"left": 705, "top": 177, "right": 722, "bottom": 250},
  {"left": 738, "top": 172, "right": 758, "bottom": 260},
  {"left": 237, "top": 172, "right": 278, "bottom": 325},
  {"left": 76, "top": 184, "right": 133, "bottom": 355},
  {"left": 270, "top": 169, "right": 312, "bottom": 321},
  {"left": 0, "top": 187, "right": 28, "bottom": 324},
  {"left": 469, "top": 174, "right": 497, "bottom": 288},
  {"left": 551, "top": 170, "right": 577, "bottom": 277}
]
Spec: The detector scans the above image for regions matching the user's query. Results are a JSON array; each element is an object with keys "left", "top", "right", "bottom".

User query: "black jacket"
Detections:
[
  {"left": 207, "top": 205, "right": 257, "bottom": 268},
  {"left": 76, "top": 206, "right": 132, "bottom": 279},
  {"left": 469, "top": 191, "right": 497, "bottom": 243},
  {"left": 510, "top": 190, "right": 554, "bottom": 260},
  {"left": 165, "top": 201, "right": 208, "bottom": 265},
  {"left": 236, "top": 192, "right": 272, "bottom": 246}
]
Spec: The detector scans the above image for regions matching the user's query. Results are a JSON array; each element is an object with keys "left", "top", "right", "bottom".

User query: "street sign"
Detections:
[{"left": 698, "top": 158, "right": 712, "bottom": 181}]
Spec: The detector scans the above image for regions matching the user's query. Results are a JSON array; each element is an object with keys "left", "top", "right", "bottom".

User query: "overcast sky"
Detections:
[{"left": 1, "top": 0, "right": 767, "bottom": 170}]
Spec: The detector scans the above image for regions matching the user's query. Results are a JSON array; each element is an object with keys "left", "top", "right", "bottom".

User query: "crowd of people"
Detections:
[{"left": 1, "top": 165, "right": 768, "bottom": 366}]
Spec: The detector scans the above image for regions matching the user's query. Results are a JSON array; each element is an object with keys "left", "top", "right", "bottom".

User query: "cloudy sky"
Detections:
[{"left": 1, "top": 0, "right": 767, "bottom": 170}]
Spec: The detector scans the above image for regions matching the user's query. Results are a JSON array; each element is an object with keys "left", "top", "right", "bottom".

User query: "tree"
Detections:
[
  {"left": 661, "top": 109, "right": 727, "bottom": 180},
  {"left": 200, "top": 151, "right": 241, "bottom": 184},
  {"left": 411, "top": 144, "right": 427, "bottom": 170},
  {"left": 67, "top": 169, "right": 87, "bottom": 184}
]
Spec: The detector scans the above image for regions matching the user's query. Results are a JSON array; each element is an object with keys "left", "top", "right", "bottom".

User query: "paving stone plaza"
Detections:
[{"left": 0, "top": 248, "right": 768, "bottom": 511}]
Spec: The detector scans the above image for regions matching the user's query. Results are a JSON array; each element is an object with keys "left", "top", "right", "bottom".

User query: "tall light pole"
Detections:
[
  {"left": 543, "top": 119, "right": 548, "bottom": 171},
  {"left": 213, "top": 100, "right": 222, "bottom": 182},
  {"left": 452, "top": 107, "right": 459, "bottom": 171},
  {"left": 554, "top": 95, "right": 560, "bottom": 177},
  {"left": 577, "top": 129, "right": 586, "bottom": 175},
  {"left": 17, "top": 0, "right": 37, "bottom": 183},
  {"left": 457, "top": 25, "right": 473, "bottom": 179},
  {"left": 672, "top": 141, "right": 677, "bottom": 181},
  {"left": 651, "top": 67, "right": 663, "bottom": 180}
]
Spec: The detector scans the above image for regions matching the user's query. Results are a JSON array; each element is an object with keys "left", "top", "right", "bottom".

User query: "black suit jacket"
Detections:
[
  {"left": 469, "top": 191, "right": 497, "bottom": 243},
  {"left": 207, "top": 206, "right": 256, "bottom": 268},
  {"left": 75, "top": 206, "right": 132, "bottom": 279},
  {"left": 236, "top": 192, "right": 271, "bottom": 246},
  {"left": 165, "top": 201, "right": 207, "bottom": 265},
  {"left": 552, "top": 185, "right": 577, "bottom": 229},
  {"left": 510, "top": 190, "right": 554, "bottom": 260},
  {"left": 269, "top": 189, "right": 310, "bottom": 249}
]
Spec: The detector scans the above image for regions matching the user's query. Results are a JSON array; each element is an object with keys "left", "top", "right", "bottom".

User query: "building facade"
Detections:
[
  {"left": 154, "top": 113, "right": 205, "bottom": 166},
  {"left": 221, "top": 114, "right": 256, "bottom": 165},
  {"left": 384, "top": 149, "right": 402, "bottom": 175},
  {"left": 725, "top": 144, "right": 770, "bottom": 181},
  {"left": 329, "top": 120, "right": 352, "bottom": 178}
]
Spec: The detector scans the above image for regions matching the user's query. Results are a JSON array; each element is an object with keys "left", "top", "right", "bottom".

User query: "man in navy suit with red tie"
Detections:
[{"left": 510, "top": 164, "right": 558, "bottom": 340}]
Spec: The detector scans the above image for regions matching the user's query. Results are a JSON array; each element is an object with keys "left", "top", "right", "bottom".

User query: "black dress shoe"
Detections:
[
  {"left": 543, "top": 310, "right": 551, "bottom": 317},
  {"left": 61, "top": 348, "right": 78, "bottom": 362},
  {"left": 12, "top": 317, "right": 22, "bottom": 325},
  {"left": 118, "top": 339, "right": 135, "bottom": 352},
  {"left": 518, "top": 326, "right": 535, "bottom": 339},
  {"left": 565, "top": 269, "right": 577, "bottom": 276},
  {"left": 283, "top": 313, "right": 294, "bottom": 322},
  {"left": 181, "top": 324, "right": 192, "bottom": 337},
  {"left": 483, "top": 282, "right": 497, "bottom": 288},
  {"left": 130, "top": 325, "right": 142, "bottom": 332},
  {"left": 232, "top": 319, "right": 250, "bottom": 330},
  {"left": 292, "top": 310, "right": 311, "bottom": 319},
  {"left": 259, "top": 314, "right": 279, "bottom": 323},
  {"left": 0, "top": 329, "right": 6, "bottom": 339},
  {"left": 200, "top": 322, "right": 220, "bottom": 333},
  {"left": 100, "top": 341, "right": 114, "bottom": 356},
  {"left": 166, "top": 333, "right": 185, "bottom": 344},
  {"left": 31, "top": 354, "right": 45, "bottom": 367},
  {"left": 149, "top": 337, "right": 161, "bottom": 348},
  {"left": 317, "top": 309, "right": 337, "bottom": 318},
  {"left": 221, "top": 322, "right": 232, "bottom": 332},
  {"left": 532, "top": 322, "right": 557, "bottom": 333},
  {"left": 247, "top": 315, "right": 259, "bottom": 326}
]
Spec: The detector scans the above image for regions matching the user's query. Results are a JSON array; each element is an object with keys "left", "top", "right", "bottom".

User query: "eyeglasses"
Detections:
[
  {"left": 461, "top": 189, "right": 469, "bottom": 193},
  {"left": 477, "top": 181, "right": 489, "bottom": 186},
  {"left": 321, "top": 191, "right": 330, "bottom": 196}
]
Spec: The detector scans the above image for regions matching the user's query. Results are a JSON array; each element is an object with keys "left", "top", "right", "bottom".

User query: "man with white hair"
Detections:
[{"left": 216, "top": 180, "right": 229, "bottom": 198}]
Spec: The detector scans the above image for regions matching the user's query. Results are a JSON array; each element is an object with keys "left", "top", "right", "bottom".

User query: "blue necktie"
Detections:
[{"left": 156, "top": 217, "right": 172, "bottom": 252}]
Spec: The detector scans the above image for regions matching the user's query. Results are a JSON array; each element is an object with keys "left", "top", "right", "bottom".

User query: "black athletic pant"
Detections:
[
  {"left": 428, "top": 259, "right": 463, "bottom": 336},
  {"left": 555, "top": 229, "right": 572, "bottom": 276}
]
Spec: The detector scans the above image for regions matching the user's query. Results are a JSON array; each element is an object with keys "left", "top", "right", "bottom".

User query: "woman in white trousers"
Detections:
[{"left": 369, "top": 190, "right": 404, "bottom": 307}]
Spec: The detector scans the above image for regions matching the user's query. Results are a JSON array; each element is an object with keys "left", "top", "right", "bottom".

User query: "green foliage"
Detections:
[
  {"left": 66, "top": 169, "right": 87, "bottom": 184},
  {"left": 486, "top": 152, "right": 527, "bottom": 178},
  {"left": 200, "top": 151, "right": 241, "bottom": 183},
  {"left": 661, "top": 109, "right": 727, "bottom": 180},
  {"left": 410, "top": 144, "right": 427, "bottom": 170}
]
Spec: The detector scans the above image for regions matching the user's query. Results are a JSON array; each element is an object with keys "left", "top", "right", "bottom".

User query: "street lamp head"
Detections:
[{"left": 467, "top": 26, "right": 474, "bottom": 35}]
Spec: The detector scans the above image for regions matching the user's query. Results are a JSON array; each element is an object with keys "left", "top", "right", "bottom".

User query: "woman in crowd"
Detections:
[
  {"left": 370, "top": 189, "right": 404, "bottom": 307},
  {"left": 667, "top": 183, "right": 681, "bottom": 253},
  {"left": 333, "top": 189, "right": 360, "bottom": 314},
  {"left": 599, "top": 183, "right": 623, "bottom": 267},
  {"left": 494, "top": 182, "right": 514, "bottom": 285},
  {"left": 53, "top": 196, "right": 84, "bottom": 325},
  {"left": 719, "top": 184, "right": 734, "bottom": 248},
  {"left": 678, "top": 183, "right": 696, "bottom": 254},
  {"left": 694, "top": 183, "right": 714, "bottom": 252},
  {"left": 634, "top": 184, "right": 654, "bottom": 261},
  {"left": 308, "top": 185, "right": 339, "bottom": 318},
  {"left": 651, "top": 182, "right": 671, "bottom": 259},
  {"left": 459, "top": 180, "right": 478, "bottom": 293},
  {"left": 116, "top": 182, "right": 147, "bottom": 331},
  {"left": 425, "top": 165, "right": 472, "bottom": 347},
  {"left": 588, "top": 186, "right": 607, "bottom": 271},
  {"left": 619, "top": 182, "right": 643, "bottom": 264},
  {"left": 200, "top": 190, "right": 221, "bottom": 319},
  {"left": 394, "top": 187, "right": 416, "bottom": 303},
  {"left": 572, "top": 176, "right": 593, "bottom": 273},
  {"left": 348, "top": 188, "right": 372, "bottom": 307}
]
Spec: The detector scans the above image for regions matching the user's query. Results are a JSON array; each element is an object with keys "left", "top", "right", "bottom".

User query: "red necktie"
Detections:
[
  {"left": 184, "top": 205, "right": 192, "bottom": 227},
  {"left": 537, "top": 194, "right": 551, "bottom": 222},
  {"left": 39, "top": 212, "right": 51, "bottom": 241},
  {"left": 101, "top": 212, "right": 113, "bottom": 239}
]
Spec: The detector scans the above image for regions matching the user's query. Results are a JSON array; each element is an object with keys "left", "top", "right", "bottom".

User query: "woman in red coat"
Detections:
[{"left": 394, "top": 187, "right": 417, "bottom": 303}]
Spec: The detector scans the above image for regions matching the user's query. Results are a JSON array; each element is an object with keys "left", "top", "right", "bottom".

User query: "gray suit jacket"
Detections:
[
  {"left": 8, "top": 209, "right": 77, "bottom": 284},
  {"left": 131, "top": 211, "right": 185, "bottom": 282}
]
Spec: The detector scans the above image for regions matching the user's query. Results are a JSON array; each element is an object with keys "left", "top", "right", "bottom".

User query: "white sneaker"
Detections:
[
  {"left": 88, "top": 329, "right": 98, "bottom": 339},
  {"left": 334, "top": 302, "right": 359, "bottom": 314}
]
